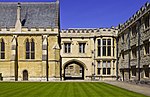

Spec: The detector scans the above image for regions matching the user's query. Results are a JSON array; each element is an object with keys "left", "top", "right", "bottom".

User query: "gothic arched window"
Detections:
[
  {"left": 31, "top": 39, "right": 35, "bottom": 59},
  {"left": 26, "top": 39, "right": 30, "bottom": 59},
  {"left": 0, "top": 39, "right": 5, "bottom": 59},
  {"left": 25, "top": 38, "right": 35, "bottom": 59}
]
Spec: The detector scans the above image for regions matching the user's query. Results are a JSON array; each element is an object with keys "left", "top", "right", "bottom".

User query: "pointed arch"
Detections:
[
  {"left": 25, "top": 38, "right": 30, "bottom": 59},
  {"left": 25, "top": 38, "right": 35, "bottom": 59},
  {"left": 0, "top": 38, "right": 5, "bottom": 59},
  {"left": 30, "top": 38, "right": 35, "bottom": 59}
]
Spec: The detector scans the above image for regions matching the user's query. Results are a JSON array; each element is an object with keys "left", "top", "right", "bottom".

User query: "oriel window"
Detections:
[
  {"left": 107, "top": 39, "right": 111, "bottom": 56},
  {"left": 97, "top": 61, "right": 101, "bottom": 75},
  {"left": 102, "top": 39, "right": 106, "bottom": 56},
  {"left": 97, "top": 39, "right": 101, "bottom": 56},
  {"left": 102, "top": 61, "right": 111, "bottom": 75},
  {"left": 102, "top": 61, "right": 106, "bottom": 75}
]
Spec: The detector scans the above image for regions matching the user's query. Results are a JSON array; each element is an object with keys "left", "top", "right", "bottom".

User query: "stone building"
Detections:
[
  {"left": 117, "top": 2, "right": 150, "bottom": 82},
  {"left": 0, "top": 0, "right": 149, "bottom": 82},
  {"left": 0, "top": 1, "right": 61, "bottom": 81},
  {"left": 61, "top": 28, "right": 117, "bottom": 80}
]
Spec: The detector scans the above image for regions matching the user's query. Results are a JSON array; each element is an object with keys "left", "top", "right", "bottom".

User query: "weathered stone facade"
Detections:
[
  {"left": 0, "top": 1, "right": 61, "bottom": 81},
  {"left": 117, "top": 2, "right": 150, "bottom": 82},
  {"left": 61, "top": 28, "right": 117, "bottom": 80},
  {"left": 0, "top": 0, "right": 149, "bottom": 82}
]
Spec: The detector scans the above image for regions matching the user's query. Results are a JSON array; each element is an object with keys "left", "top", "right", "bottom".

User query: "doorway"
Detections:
[{"left": 23, "top": 70, "right": 28, "bottom": 80}]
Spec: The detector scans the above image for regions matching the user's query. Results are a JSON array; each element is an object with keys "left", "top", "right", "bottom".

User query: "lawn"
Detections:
[{"left": 0, "top": 82, "right": 148, "bottom": 97}]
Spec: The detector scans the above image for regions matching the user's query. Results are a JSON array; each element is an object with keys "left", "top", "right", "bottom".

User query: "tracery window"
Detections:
[
  {"left": 26, "top": 39, "right": 35, "bottom": 59},
  {"left": 0, "top": 39, "right": 5, "bottom": 59}
]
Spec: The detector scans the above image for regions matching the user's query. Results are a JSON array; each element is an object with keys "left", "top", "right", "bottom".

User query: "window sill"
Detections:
[
  {"left": 121, "top": 42, "right": 125, "bottom": 45},
  {"left": 0, "top": 59, "right": 7, "bottom": 62},
  {"left": 24, "top": 59, "right": 37, "bottom": 62},
  {"left": 143, "top": 77, "right": 149, "bottom": 79},
  {"left": 130, "top": 36, "right": 137, "bottom": 40},
  {"left": 78, "top": 53, "right": 86, "bottom": 54},
  {"left": 143, "top": 54, "right": 150, "bottom": 57},
  {"left": 0, "top": 59, "right": 5, "bottom": 60},
  {"left": 131, "top": 76, "right": 136, "bottom": 78},
  {"left": 131, "top": 58, "right": 137, "bottom": 61},
  {"left": 143, "top": 27, "right": 150, "bottom": 33},
  {"left": 64, "top": 53, "right": 72, "bottom": 54},
  {"left": 101, "top": 75, "right": 112, "bottom": 76}
]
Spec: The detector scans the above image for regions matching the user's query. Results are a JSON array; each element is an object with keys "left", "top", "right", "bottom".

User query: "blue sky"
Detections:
[{"left": 0, "top": 0, "right": 149, "bottom": 29}]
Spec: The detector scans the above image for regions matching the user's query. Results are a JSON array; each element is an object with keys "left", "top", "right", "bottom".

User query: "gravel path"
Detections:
[{"left": 105, "top": 81, "right": 150, "bottom": 96}]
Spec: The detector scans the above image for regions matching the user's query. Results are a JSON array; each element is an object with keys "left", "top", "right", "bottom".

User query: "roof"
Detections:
[{"left": 0, "top": 2, "right": 59, "bottom": 28}]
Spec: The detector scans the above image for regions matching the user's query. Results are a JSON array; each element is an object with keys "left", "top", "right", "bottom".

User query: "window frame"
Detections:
[
  {"left": 64, "top": 42, "right": 71, "bottom": 53},
  {"left": 25, "top": 39, "right": 35, "bottom": 59},
  {"left": 144, "top": 65, "right": 149, "bottom": 78},
  {"left": 97, "top": 39, "right": 101, "bottom": 56},
  {"left": 102, "top": 61, "right": 111, "bottom": 75},
  {"left": 131, "top": 46, "right": 137, "bottom": 59},
  {"left": 131, "top": 66, "right": 136, "bottom": 77},
  {"left": 131, "top": 24, "right": 137, "bottom": 37},
  {"left": 102, "top": 39, "right": 106, "bottom": 56},
  {"left": 107, "top": 39, "right": 111, "bottom": 56},
  {"left": 144, "top": 40, "right": 150, "bottom": 55},
  {"left": 0, "top": 39, "right": 5, "bottom": 59},
  {"left": 79, "top": 43, "right": 86, "bottom": 53},
  {"left": 144, "top": 15, "right": 149, "bottom": 29}
]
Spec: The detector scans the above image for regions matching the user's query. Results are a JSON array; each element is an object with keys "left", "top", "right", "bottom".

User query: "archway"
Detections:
[
  {"left": 23, "top": 70, "right": 28, "bottom": 80},
  {"left": 63, "top": 60, "right": 86, "bottom": 80}
]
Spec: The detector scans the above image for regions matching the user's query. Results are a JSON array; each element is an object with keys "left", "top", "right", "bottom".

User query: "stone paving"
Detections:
[{"left": 104, "top": 81, "right": 150, "bottom": 96}]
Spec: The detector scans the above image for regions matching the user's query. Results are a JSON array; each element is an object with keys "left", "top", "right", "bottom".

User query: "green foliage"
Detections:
[{"left": 0, "top": 82, "right": 148, "bottom": 97}]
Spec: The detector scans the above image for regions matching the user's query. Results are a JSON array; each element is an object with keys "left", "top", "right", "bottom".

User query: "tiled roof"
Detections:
[{"left": 0, "top": 2, "right": 59, "bottom": 28}]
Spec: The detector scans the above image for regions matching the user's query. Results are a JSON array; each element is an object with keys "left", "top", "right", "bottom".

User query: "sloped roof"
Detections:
[{"left": 0, "top": 2, "right": 59, "bottom": 28}]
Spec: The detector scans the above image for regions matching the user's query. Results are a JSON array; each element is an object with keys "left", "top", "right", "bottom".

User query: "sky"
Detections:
[{"left": 0, "top": 0, "right": 149, "bottom": 29}]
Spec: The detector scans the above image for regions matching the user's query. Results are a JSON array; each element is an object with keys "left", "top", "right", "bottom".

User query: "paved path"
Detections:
[{"left": 105, "top": 81, "right": 150, "bottom": 96}]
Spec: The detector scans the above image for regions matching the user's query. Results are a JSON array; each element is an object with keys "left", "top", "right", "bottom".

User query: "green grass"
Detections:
[{"left": 0, "top": 82, "right": 148, "bottom": 97}]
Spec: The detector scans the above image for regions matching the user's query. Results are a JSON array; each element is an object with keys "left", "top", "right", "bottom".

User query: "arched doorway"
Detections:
[
  {"left": 64, "top": 60, "right": 86, "bottom": 80},
  {"left": 23, "top": 70, "right": 28, "bottom": 80}
]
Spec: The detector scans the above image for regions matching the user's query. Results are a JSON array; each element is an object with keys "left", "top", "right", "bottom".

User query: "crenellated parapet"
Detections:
[
  {"left": 61, "top": 27, "right": 118, "bottom": 38},
  {"left": 118, "top": 2, "right": 150, "bottom": 34}
]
